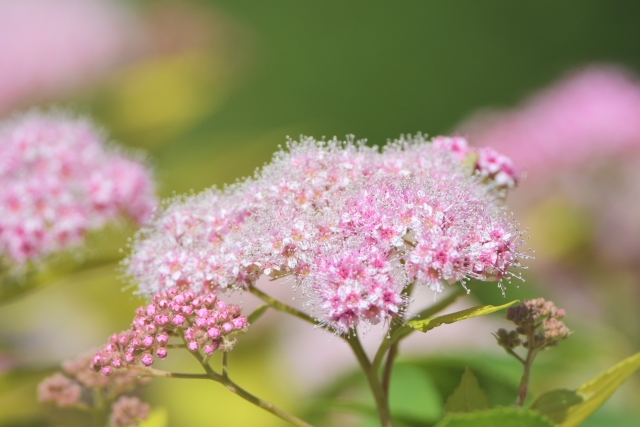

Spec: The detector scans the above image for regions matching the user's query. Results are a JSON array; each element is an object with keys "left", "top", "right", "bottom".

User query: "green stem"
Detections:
[
  {"left": 125, "top": 365, "right": 210, "bottom": 379},
  {"left": 189, "top": 348, "right": 314, "bottom": 427},
  {"left": 250, "top": 284, "right": 393, "bottom": 426},
  {"left": 380, "top": 282, "right": 415, "bottom": 396},
  {"left": 381, "top": 342, "right": 398, "bottom": 396},
  {"left": 91, "top": 388, "right": 108, "bottom": 427},
  {"left": 373, "top": 286, "right": 465, "bottom": 372},
  {"left": 515, "top": 330, "right": 538, "bottom": 407},
  {"left": 347, "top": 333, "right": 394, "bottom": 427},
  {"left": 222, "top": 351, "right": 229, "bottom": 379},
  {"left": 249, "top": 286, "right": 321, "bottom": 330}
]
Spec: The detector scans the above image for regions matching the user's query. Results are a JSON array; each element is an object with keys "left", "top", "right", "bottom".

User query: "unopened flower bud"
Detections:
[
  {"left": 172, "top": 314, "right": 185, "bottom": 326},
  {"left": 140, "top": 354, "right": 153, "bottom": 367},
  {"left": 156, "top": 348, "right": 167, "bottom": 359}
]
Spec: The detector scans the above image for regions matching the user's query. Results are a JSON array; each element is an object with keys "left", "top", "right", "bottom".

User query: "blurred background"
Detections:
[{"left": 1, "top": 0, "right": 640, "bottom": 426}]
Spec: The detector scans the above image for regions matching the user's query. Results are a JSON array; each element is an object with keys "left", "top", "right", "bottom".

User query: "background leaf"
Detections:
[
  {"left": 138, "top": 408, "right": 168, "bottom": 427},
  {"left": 434, "top": 408, "right": 555, "bottom": 427},
  {"left": 406, "top": 301, "right": 519, "bottom": 333},
  {"left": 529, "top": 389, "right": 583, "bottom": 424},
  {"left": 389, "top": 364, "right": 443, "bottom": 422},
  {"left": 444, "top": 367, "right": 491, "bottom": 414},
  {"left": 531, "top": 351, "right": 640, "bottom": 427}
]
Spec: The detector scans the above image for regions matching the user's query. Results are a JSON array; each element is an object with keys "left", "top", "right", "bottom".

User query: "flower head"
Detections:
[
  {"left": 126, "top": 135, "right": 523, "bottom": 333},
  {"left": 459, "top": 65, "right": 640, "bottom": 176},
  {"left": 110, "top": 396, "right": 149, "bottom": 427},
  {"left": 0, "top": 0, "right": 136, "bottom": 113},
  {"left": 38, "top": 350, "right": 147, "bottom": 412},
  {"left": 0, "top": 111, "right": 156, "bottom": 265},
  {"left": 37, "top": 373, "right": 82, "bottom": 407}
]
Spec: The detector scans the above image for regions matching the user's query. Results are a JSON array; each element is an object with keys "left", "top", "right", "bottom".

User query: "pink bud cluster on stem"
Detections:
[
  {"left": 126, "top": 134, "right": 524, "bottom": 334},
  {"left": 91, "top": 285, "right": 248, "bottom": 375},
  {"left": 38, "top": 351, "right": 148, "bottom": 408},
  {"left": 0, "top": 111, "right": 156, "bottom": 265},
  {"left": 110, "top": 396, "right": 149, "bottom": 427}
]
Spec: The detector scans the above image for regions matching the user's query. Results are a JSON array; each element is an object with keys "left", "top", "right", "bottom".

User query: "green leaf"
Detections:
[
  {"left": 530, "top": 351, "right": 640, "bottom": 427},
  {"left": 444, "top": 367, "right": 491, "bottom": 414},
  {"left": 406, "top": 300, "right": 519, "bottom": 333},
  {"left": 247, "top": 305, "right": 269, "bottom": 324},
  {"left": 434, "top": 408, "right": 555, "bottom": 427},
  {"left": 529, "top": 389, "right": 583, "bottom": 424},
  {"left": 389, "top": 364, "right": 443, "bottom": 422}
]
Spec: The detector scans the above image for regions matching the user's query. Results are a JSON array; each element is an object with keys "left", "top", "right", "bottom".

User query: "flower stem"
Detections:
[
  {"left": 346, "top": 333, "right": 394, "bottom": 427},
  {"left": 381, "top": 342, "right": 398, "bottom": 395},
  {"left": 91, "top": 388, "right": 108, "bottom": 427},
  {"left": 187, "top": 348, "right": 314, "bottom": 427},
  {"left": 249, "top": 285, "right": 320, "bottom": 330},
  {"left": 515, "top": 330, "right": 538, "bottom": 407},
  {"left": 222, "top": 351, "right": 229, "bottom": 379},
  {"left": 373, "top": 286, "right": 465, "bottom": 372},
  {"left": 250, "top": 283, "right": 393, "bottom": 426},
  {"left": 380, "top": 282, "right": 415, "bottom": 396}
]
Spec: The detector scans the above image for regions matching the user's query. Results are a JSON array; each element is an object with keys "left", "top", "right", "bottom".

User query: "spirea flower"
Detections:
[
  {"left": 110, "top": 396, "right": 149, "bottom": 427},
  {"left": 0, "top": 112, "right": 156, "bottom": 264},
  {"left": 38, "top": 350, "right": 147, "bottom": 408},
  {"left": 459, "top": 66, "right": 640, "bottom": 176},
  {"left": 126, "top": 135, "right": 523, "bottom": 333},
  {"left": 0, "top": 0, "right": 136, "bottom": 113},
  {"left": 91, "top": 286, "right": 248, "bottom": 374},
  {"left": 37, "top": 373, "right": 82, "bottom": 407}
]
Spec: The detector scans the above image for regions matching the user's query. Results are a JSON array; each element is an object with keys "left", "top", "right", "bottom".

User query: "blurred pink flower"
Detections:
[
  {"left": 0, "top": 111, "right": 156, "bottom": 265},
  {"left": 110, "top": 396, "right": 149, "bottom": 427},
  {"left": 0, "top": 0, "right": 137, "bottom": 114},
  {"left": 459, "top": 66, "right": 640, "bottom": 177}
]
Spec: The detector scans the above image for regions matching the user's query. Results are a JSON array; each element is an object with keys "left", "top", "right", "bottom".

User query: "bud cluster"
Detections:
[
  {"left": 496, "top": 298, "right": 570, "bottom": 352},
  {"left": 91, "top": 286, "right": 248, "bottom": 375},
  {"left": 38, "top": 350, "right": 147, "bottom": 415},
  {"left": 110, "top": 396, "right": 149, "bottom": 427}
]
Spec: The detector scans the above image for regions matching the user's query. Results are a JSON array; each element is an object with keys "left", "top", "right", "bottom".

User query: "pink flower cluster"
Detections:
[
  {"left": 126, "top": 135, "right": 522, "bottom": 332},
  {"left": 459, "top": 66, "right": 640, "bottom": 176},
  {"left": 0, "top": 112, "right": 156, "bottom": 264},
  {"left": 110, "top": 396, "right": 149, "bottom": 427},
  {"left": 91, "top": 286, "right": 248, "bottom": 374},
  {"left": 38, "top": 350, "right": 147, "bottom": 408}
]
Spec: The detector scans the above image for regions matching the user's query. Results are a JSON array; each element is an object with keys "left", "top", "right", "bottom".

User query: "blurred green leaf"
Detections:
[
  {"left": 444, "top": 367, "right": 491, "bottom": 414},
  {"left": 529, "top": 389, "right": 583, "bottom": 424},
  {"left": 0, "top": 256, "right": 120, "bottom": 305},
  {"left": 247, "top": 305, "right": 269, "bottom": 325},
  {"left": 530, "top": 351, "right": 640, "bottom": 427},
  {"left": 406, "top": 300, "right": 519, "bottom": 333},
  {"left": 390, "top": 364, "right": 442, "bottom": 422},
  {"left": 0, "top": 367, "right": 55, "bottom": 396},
  {"left": 434, "top": 408, "right": 555, "bottom": 427}
]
